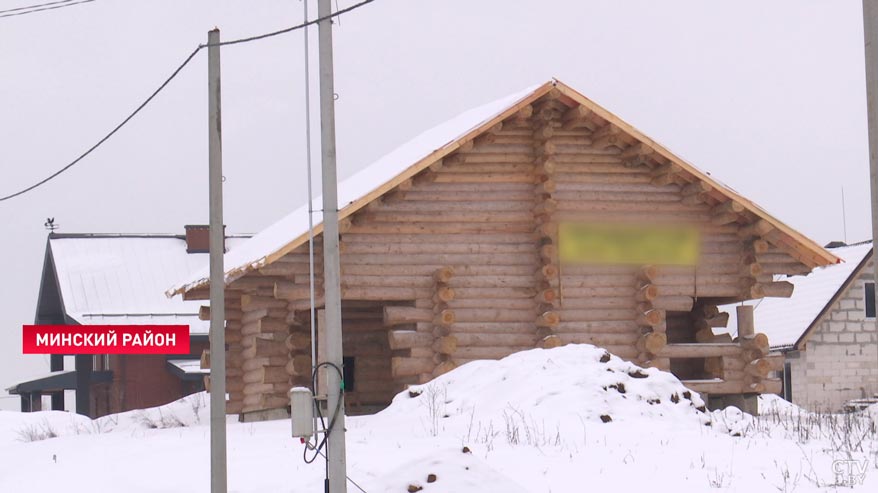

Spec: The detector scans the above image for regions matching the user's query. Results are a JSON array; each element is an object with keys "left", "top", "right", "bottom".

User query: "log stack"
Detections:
[
  {"left": 634, "top": 265, "right": 669, "bottom": 370},
  {"left": 199, "top": 296, "right": 245, "bottom": 414},
  {"left": 431, "top": 267, "right": 458, "bottom": 378},
  {"left": 532, "top": 113, "right": 562, "bottom": 350},
  {"left": 239, "top": 293, "right": 290, "bottom": 413},
  {"left": 734, "top": 305, "right": 781, "bottom": 393}
]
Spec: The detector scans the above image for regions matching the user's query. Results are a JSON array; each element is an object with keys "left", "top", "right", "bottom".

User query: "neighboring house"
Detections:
[
  {"left": 723, "top": 241, "right": 878, "bottom": 411},
  {"left": 6, "top": 227, "right": 248, "bottom": 418},
  {"left": 168, "top": 79, "right": 837, "bottom": 416}
]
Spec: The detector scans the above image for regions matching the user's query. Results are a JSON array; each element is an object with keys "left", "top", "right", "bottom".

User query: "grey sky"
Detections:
[{"left": 0, "top": 0, "right": 869, "bottom": 410}]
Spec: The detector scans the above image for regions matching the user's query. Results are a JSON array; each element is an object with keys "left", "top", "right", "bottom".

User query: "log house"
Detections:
[{"left": 168, "top": 80, "right": 838, "bottom": 415}]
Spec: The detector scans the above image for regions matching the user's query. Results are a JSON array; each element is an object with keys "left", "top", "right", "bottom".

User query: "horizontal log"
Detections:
[
  {"left": 434, "top": 286, "right": 455, "bottom": 303},
  {"left": 681, "top": 379, "right": 743, "bottom": 394},
  {"left": 737, "top": 219, "right": 774, "bottom": 238},
  {"left": 341, "top": 263, "right": 536, "bottom": 277},
  {"left": 739, "top": 333, "right": 770, "bottom": 356},
  {"left": 560, "top": 308, "right": 636, "bottom": 322},
  {"left": 553, "top": 320, "right": 639, "bottom": 334},
  {"left": 744, "top": 358, "right": 771, "bottom": 378},
  {"left": 761, "top": 281, "right": 795, "bottom": 298},
  {"left": 433, "top": 336, "right": 458, "bottom": 355},
  {"left": 453, "top": 308, "right": 536, "bottom": 323},
  {"left": 347, "top": 222, "right": 535, "bottom": 235},
  {"left": 384, "top": 306, "right": 432, "bottom": 325},
  {"left": 659, "top": 343, "right": 742, "bottom": 358},
  {"left": 636, "top": 309, "right": 665, "bottom": 327},
  {"left": 445, "top": 298, "right": 536, "bottom": 310},
  {"left": 454, "top": 346, "right": 529, "bottom": 360},
  {"left": 341, "top": 286, "right": 431, "bottom": 300},
  {"left": 455, "top": 332, "right": 537, "bottom": 347},
  {"left": 391, "top": 357, "right": 434, "bottom": 377},
  {"left": 537, "top": 311, "right": 561, "bottom": 327},
  {"left": 388, "top": 330, "right": 433, "bottom": 350},
  {"left": 242, "top": 339, "right": 288, "bottom": 359},
  {"left": 555, "top": 296, "right": 636, "bottom": 310},
  {"left": 241, "top": 295, "right": 288, "bottom": 312},
  {"left": 637, "top": 332, "right": 667, "bottom": 354},
  {"left": 559, "top": 332, "right": 640, "bottom": 346},
  {"left": 559, "top": 342, "right": 639, "bottom": 359},
  {"left": 241, "top": 332, "right": 285, "bottom": 350},
  {"left": 651, "top": 296, "right": 694, "bottom": 312},
  {"left": 448, "top": 322, "right": 541, "bottom": 333},
  {"left": 242, "top": 366, "right": 289, "bottom": 385},
  {"left": 434, "top": 309, "right": 456, "bottom": 326}
]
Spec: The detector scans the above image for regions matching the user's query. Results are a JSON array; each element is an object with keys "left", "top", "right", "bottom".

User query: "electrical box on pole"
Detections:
[{"left": 290, "top": 387, "right": 315, "bottom": 440}]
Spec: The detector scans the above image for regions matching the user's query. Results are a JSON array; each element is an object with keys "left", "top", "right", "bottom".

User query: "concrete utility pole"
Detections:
[
  {"left": 865, "top": 2, "right": 878, "bottom": 381},
  {"left": 317, "top": 0, "right": 348, "bottom": 490},
  {"left": 207, "top": 28, "right": 228, "bottom": 493}
]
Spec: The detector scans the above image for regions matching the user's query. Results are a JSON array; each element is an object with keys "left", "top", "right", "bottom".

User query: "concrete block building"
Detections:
[{"left": 724, "top": 241, "right": 878, "bottom": 411}]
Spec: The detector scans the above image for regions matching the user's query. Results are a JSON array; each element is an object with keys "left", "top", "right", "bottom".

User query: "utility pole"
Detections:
[
  {"left": 864, "top": 1, "right": 878, "bottom": 389},
  {"left": 207, "top": 27, "right": 228, "bottom": 493},
  {"left": 317, "top": 0, "right": 348, "bottom": 491}
]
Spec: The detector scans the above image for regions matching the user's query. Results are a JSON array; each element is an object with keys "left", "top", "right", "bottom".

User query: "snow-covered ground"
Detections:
[{"left": 1, "top": 345, "right": 876, "bottom": 492}]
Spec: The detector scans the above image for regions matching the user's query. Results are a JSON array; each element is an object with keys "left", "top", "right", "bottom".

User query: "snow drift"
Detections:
[{"left": 1, "top": 344, "right": 875, "bottom": 492}]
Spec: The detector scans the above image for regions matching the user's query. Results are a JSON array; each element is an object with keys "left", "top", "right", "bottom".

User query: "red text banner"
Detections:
[{"left": 22, "top": 325, "right": 190, "bottom": 354}]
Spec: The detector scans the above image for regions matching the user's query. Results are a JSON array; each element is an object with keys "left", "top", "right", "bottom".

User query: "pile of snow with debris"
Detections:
[
  {"left": 380, "top": 344, "right": 708, "bottom": 429},
  {"left": 1, "top": 344, "right": 876, "bottom": 492}
]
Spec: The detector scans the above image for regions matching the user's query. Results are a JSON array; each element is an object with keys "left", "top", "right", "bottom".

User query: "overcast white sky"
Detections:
[{"left": 0, "top": 0, "right": 870, "bottom": 410}]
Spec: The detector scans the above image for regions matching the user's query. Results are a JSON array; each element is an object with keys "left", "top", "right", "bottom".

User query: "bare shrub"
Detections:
[
  {"left": 16, "top": 420, "right": 58, "bottom": 442},
  {"left": 419, "top": 384, "right": 447, "bottom": 437}
]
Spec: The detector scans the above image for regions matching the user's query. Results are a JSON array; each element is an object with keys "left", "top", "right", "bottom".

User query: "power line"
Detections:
[
  {"left": 210, "top": 0, "right": 375, "bottom": 47},
  {"left": 0, "top": 0, "right": 94, "bottom": 19},
  {"left": 0, "top": 0, "right": 74, "bottom": 14},
  {"left": 0, "top": 0, "right": 377, "bottom": 202},
  {"left": 0, "top": 46, "right": 201, "bottom": 202}
]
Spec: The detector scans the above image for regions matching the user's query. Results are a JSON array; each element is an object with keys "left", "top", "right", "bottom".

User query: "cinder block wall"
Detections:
[{"left": 788, "top": 261, "right": 878, "bottom": 411}]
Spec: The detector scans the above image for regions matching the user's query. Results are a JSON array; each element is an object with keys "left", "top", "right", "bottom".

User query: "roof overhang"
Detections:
[{"left": 6, "top": 370, "right": 113, "bottom": 394}]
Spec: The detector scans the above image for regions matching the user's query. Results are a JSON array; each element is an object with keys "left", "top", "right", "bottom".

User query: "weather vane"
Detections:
[{"left": 44, "top": 217, "right": 58, "bottom": 231}]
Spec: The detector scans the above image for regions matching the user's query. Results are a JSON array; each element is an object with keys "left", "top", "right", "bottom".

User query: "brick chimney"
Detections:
[{"left": 184, "top": 225, "right": 225, "bottom": 253}]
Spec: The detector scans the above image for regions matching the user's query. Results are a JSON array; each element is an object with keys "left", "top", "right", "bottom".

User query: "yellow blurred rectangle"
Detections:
[{"left": 558, "top": 223, "right": 700, "bottom": 266}]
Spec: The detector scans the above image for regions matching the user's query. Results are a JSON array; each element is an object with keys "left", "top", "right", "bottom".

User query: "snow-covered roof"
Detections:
[
  {"left": 49, "top": 234, "right": 249, "bottom": 336},
  {"left": 721, "top": 241, "right": 872, "bottom": 349},
  {"left": 168, "top": 78, "right": 838, "bottom": 297},
  {"left": 168, "top": 83, "right": 544, "bottom": 296}
]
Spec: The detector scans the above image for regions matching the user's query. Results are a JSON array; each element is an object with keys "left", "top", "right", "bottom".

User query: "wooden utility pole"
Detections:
[
  {"left": 317, "top": 0, "right": 348, "bottom": 490},
  {"left": 207, "top": 27, "right": 228, "bottom": 493},
  {"left": 864, "top": 1, "right": 878, "bottom": 379}
]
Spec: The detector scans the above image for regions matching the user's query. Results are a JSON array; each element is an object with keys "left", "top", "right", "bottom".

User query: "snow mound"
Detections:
[
  {"left": 380, "top": 344, "right": 709, "bottom": 431},
  {"left": 758, "top": 393, "right": 806, "bottom": 416},
  {"left": 0, "top": 392, "right": 210, "bottom": 444}
]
